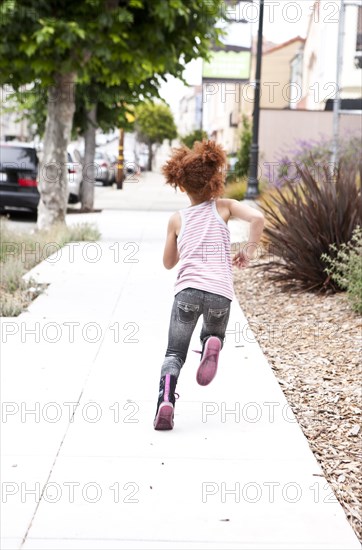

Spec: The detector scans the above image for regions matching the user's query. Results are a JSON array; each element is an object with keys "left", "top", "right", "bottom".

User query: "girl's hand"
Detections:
[{"left": 232, "top": 250, "right": 251, "bottom": 269}]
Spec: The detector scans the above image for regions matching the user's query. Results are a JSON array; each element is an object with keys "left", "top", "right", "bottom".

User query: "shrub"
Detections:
[
  {"left": 224, "top": 177, "right": 268, "bottom": 201},
  {"left": 180, "top": 129, "right": 208, "bottom": 149},
  {"left": 255, "top": 158, "right": 362, "bottom": 292},
  {"left": 268, "top": 135, "right": 362, "bottom": 188},
  {"left": 223, "top": 177, "right": 248, "bottom": 200},
  {"left": 228, "top": 115, "right": 252, "bottom": 182},
  {"left": 321, "top": 226, "right": 362, "bottom": 314}
]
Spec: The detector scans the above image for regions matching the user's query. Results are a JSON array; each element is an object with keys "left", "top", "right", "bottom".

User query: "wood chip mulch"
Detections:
[{"left": 233, "top": 255, "right": 362, "bottom": 542}]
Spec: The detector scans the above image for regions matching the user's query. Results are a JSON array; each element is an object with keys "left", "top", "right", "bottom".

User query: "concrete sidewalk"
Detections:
[{"left": 1, "top": 174, "right": 360, "bottom": 549}]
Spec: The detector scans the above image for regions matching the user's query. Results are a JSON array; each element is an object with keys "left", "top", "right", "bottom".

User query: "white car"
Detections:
[
  {"left": 94, "top": 150, "right": 112, "bottom": 185},
  {"left": 34, "top": 143, "right": 83, "bottom": 204},
  {"left": 67, "top": 149, "right": 83, "bottom": 203}
]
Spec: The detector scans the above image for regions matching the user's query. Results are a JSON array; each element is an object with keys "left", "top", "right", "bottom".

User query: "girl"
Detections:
[{"left": 154, "top": 140, "right": 264, "bottom": 430}]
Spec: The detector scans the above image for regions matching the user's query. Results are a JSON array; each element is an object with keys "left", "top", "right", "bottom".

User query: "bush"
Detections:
[
  {"left": 321, "top": 225, "right": 362, "bottom": 314},
  {"left": 224, "top": 177, "right": 268, "bottom": 201},
  {"left": 228, "top": 115, "right": 251, "bottom": 182},
  {"left": 269, "top": 135, "right": 362, "bottom": 188},
  {"left": 180, "top": 129, "right": 208, "bottom": 149},
  {"left": 255, "top": 158, "right": 362, "bottom": 292},
  {"left": 223, "top": 177, "right": 248, "bottom": 200}
]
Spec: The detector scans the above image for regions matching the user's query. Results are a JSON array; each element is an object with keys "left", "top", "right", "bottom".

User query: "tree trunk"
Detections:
[
  {"left": 37, "top": 71, "right": 76, "bottom": 230},
  {"left": 147, "top": 142, "right": 153, "bottom": 171},
  {"left": 81, "top": 104, "right": 97, "bottom": 211}
]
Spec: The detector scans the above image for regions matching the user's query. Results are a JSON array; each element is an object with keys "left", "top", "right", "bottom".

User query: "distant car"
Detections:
[
  {"left": 107, "top": 152, "right": 140, "bottom": 182},
  {"left": 107, "top": 153, "right": 117, "bottom": 183},
  {"left": 138, "top": 150, "right": 149, "bottom": 172},
  {"left": 67, "top": 150, "right": 82, "bottom": 203},
  {"left": 124, "top": 153, "right": 141, "bottom": 178},
  {"left": 94, "top": 150, "right": 112, "bottom": 185},
  {"left": 0, "top": 142, "right": 39, "bottom": 213}
]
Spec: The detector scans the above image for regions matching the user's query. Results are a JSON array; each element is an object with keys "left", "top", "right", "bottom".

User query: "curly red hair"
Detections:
[{"left": 162, "top": 140, "right": 227, "bottom": 202}]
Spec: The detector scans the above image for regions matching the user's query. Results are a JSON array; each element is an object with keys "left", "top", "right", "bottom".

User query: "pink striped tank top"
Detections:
[{"left": 174, "top": 199, "right": 234, "bottom": 301}]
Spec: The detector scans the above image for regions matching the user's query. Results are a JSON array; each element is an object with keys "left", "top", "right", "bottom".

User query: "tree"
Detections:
[
  {"left": 0, "top": 0, "right": 225, "bottom": 229},
  {"left": 135, "top": 102, "right": 177, "bottom": 171},
  {"left": 181, "top": 129, "right": 208, "bottom": 149},
  {"left": 9, "top": 78, "right": 161, "bottom": 210},
  {"left": 234, "top": 115, "right": 252, "bottom": 179},
  {"left": 74, "top": 79, "right": 160, "bottom": 210}
]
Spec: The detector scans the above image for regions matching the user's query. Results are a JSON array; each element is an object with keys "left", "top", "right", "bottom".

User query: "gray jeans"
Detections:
[{"left": 160, "top": 287, "right": 232, "bottom": 379}]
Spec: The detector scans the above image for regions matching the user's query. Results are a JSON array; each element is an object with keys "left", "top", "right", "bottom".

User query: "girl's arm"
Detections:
[
  {"left": 223, "top": 198, "right": 265, "bottom": 267},
  {"left": 163, "top": 212, "right": 180, "bottom": 269}
]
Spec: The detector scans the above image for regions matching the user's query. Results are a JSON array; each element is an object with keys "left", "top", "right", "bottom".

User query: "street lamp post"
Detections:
[{"left": 245, "top": 0, "right": 264, "bottom": 199}]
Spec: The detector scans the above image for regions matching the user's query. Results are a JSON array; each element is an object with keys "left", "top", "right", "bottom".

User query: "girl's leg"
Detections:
[
  {"left": 154, "top": 288, "right": 203, "bottom": 430},
  {"left": 200, "top": 291, "right": 231, "bottom": 347},
  {"left": 196, "top": 292, "right": 231, "bottom": 386},
  {"left": 160, "top": 288, "right": 203, "bottom": 379}
]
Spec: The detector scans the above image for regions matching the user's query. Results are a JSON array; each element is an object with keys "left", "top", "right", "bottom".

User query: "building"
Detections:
[
  {"left": 178, "top": 85, "right": 202, "bottom": 138},
  {"left": 259, "top": 37, "right": 306, "bottom": 109},
  {"left": 0, "top": 86, "right": 31, "bottom": 142},
  {"left": 296, "top": 0, "right": 362, "bottom": 110}
]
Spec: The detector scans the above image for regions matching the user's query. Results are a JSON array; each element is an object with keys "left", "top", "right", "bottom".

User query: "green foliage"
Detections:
[
  {"left": 3, "top": 82, "right": 48, "bottom": 138},
  {"left": 180, "top": 130, "right": 208, "bottom": 149},
  {"left": 0, "top": 1, "right": 226, "bottom": 148},
  {"left": 232, "top": 115, "right": 252, "bottom": 180},
  {"left": 0, "top": 1, "right": 226, "bottom": 90},
  {"left": 321, "top": 226, "right": 362, "bottom": 314},
  {"left": 256, "top": 158, "right": 362, "bottom": 292},
  {"left": 135, "top": 102, "right": 177, "bottom": 145}
]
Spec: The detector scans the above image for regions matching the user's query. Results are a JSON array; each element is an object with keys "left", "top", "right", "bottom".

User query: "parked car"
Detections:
[
  {"left": 124, "top": 151, "right": 140, "bottom": 177},
  {"left": 107, "top": 152, "right": 140, "bottom": 183},
  {"left": 138, "top": 149, "right": 149, "bottom": 172},
  {"left": 67, "top": 149, "right": 82, "bottom": 203},
  {"left": 108, "top": 153, "right": 117, "bottom": 183},
  {"left": 0, "top": 142, "right": 83, "bottom": 214},
  {"left": 0, "top": 142, "right": 40, "bottom": 213},
  {"left": 94, "top": 150, "right": 112, "bottom": 185}
]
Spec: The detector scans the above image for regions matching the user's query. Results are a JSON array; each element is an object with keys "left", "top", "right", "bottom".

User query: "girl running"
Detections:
[{"left": 154, "top": 140, "right": 264, "bottom": 430}]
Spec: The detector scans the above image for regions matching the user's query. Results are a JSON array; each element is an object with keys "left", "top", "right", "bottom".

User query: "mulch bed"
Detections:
[{"left": 233, "top": 255, "right": 362, "bottom": 542}]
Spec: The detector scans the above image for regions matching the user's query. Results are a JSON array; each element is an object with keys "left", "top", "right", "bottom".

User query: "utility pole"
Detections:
[
  {"left": 245, "top": 0, "right": 264, "bottom": 199},
  {"left": 116, "top": 127, "right": 124, "bottom": 189},
  {"left": 331, "top": 0, "right": 346, "bottom": 170}
]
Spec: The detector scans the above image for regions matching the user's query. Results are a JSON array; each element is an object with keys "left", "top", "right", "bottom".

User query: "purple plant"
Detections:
[{"left": 267, "top": 135, "right": 361, "bottom": 188}]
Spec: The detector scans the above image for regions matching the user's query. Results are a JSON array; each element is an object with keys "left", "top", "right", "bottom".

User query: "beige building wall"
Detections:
[{"left": 259, "top": 38, "right": 305, "bottom": 109}]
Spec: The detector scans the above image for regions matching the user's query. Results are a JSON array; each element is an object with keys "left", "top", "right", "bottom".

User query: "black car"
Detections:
[{"left": 0, "top": 142, "right": 40, "bottom": 213}]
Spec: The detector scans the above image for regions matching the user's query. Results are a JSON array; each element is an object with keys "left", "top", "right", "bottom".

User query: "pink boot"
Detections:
[{"left": 196, "top": 336, "right": 221, "bottom": 386}]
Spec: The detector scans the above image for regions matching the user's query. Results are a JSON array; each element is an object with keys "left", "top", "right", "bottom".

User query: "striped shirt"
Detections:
[{"left": 174, "top": 199, "right": 234, "bottom": 301}]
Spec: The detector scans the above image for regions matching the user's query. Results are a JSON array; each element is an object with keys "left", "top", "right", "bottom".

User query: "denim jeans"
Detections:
[{"left": 160, "top": 287, "right": 232, "bottom": 379}]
